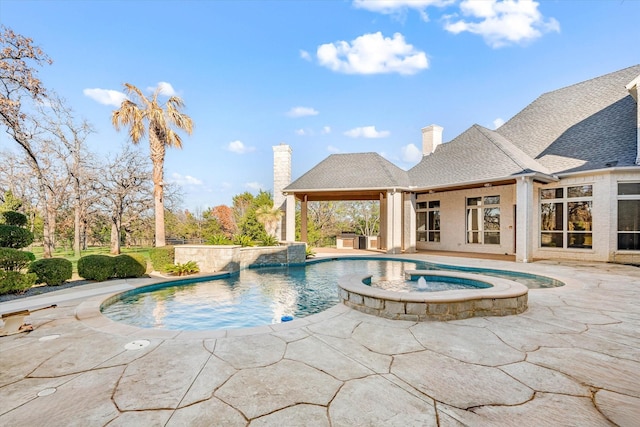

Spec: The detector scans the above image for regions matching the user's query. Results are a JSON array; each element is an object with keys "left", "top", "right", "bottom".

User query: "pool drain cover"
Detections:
[
  {"left": 38, "top": 388, "right": 56, "bottom": 397},
  {"left": 39, "top": 334, "right": 61, "bottom": 341},
  {"left": 124, "top": 340, "right": 150, "bottom": 350}
]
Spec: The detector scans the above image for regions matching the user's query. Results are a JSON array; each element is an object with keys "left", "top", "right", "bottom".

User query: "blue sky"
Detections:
[{"left": 2, "top": 0, "right": 639, "bottom": 210}]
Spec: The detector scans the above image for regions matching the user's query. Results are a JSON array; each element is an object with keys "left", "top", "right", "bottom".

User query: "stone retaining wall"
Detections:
[
  {"left": 174, "top": 243, "right": 306, "bottom": 273},
  {"left": 338, "top": 271, "right": 528, "bottom": 321}
]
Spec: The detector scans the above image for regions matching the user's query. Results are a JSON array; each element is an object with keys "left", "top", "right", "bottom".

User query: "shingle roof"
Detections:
[
  {"left": 285, "top": 152, "right": 410, "bottom": 192},
  {"left": 497, "top": 64, "right": 640, "bottom": 174},
  {"left": 408, "top": 125, "right": 550, "bottom": 188},
  {"left": 286, "top": 65, "right": 640, "bottom": 193}
]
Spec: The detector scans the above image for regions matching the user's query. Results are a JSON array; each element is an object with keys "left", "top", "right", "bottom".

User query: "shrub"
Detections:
[
  {"left": 77, "top": 255, "right": 114, "bottom": 282},
  {"left": 28, "top": 258, "right": 72, "bottom": 286},
  {"left": 207, "top": 234, "right": 232, "bottom": 245},
  {"left": 0, "top": 271, "right": 37, "bottom": 295},
  {"left": 0, "top": 248, "right": 34, "bottom": 272},
  {"left": 0, "top": 211, "right": 28, "bottom": 227},
  {"left": 305, "top": 246, "right": 316, "bottom": 259},
  {"left": 113, "top": 254, "right": 147, "bottom": 278},
  {"left": 165, "top": 261, "right": 199, "bottom": 276},
  {"left": 232, "top": 234, "right": 254, "bottom": 247},
  {"left": 259, "top": 234, "right": 279, "bottom": 247},
  {"left": 149, "top": 246, "right": 175, "bottom": 272},
  {"left": 0, "top": 225, "right": 34, "bottom": 249}
]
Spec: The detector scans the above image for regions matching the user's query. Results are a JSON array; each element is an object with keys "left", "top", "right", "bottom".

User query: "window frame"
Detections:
[
  {"left": 416, "top": 200, "right": 440, "bottom": 243},
  {"left": 617, "top": 182, "right": 640, "bottom": 251},
  {"left": 539, "top": 185, "right": 593, "bottom": 249},
  {"left": 466, "top": 195, "right": 501, "bottom": 245}
]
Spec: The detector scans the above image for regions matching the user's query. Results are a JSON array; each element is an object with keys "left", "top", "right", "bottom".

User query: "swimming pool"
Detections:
[{"left": 101, "top": 257, "right": 562, "bottom": 330}]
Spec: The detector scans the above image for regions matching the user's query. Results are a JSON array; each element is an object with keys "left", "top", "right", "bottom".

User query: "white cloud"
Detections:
[
  {"left": 344, "top": 126, "right": 390, "bottom": 139},
  {"left": 300, "top": 49, "right": 311, "bottom": 61},
  {"left": 317, "top": 32, "right": 428, "bottom": 75},
  {"left": 327, "top": 145, "right": 341, "bottom": 153},
  {"left": 245, "top": 182, "right": 264, "bottom": 191},
  {"left": 493, "top": 117, "right": 505, "bottom": 129},
  {"left": 444, "top": 0, "right": 560, "bottom": 48},
  {"left": 353, "top": 0, "right": 453, "bottom": 21},
  {"left": 156, "top": 81, "right": 177, "bottom": 96},
  {"left": 170, "top": 172, "right": 203, "bottom": 186},
  {"left": 400, "top": 143, "right": 423, "bottom": 163},
  {"left": 321, "top": 126, "right": 332, "bottom": 134},
  {"left": 286, "top": 106, "right": 319, "bottom": 117},
  {"left": 83, "top": 88, "right": 127, "bottom": 106},
  {"left": 295, "top": 128, "right": 307, "bottom": 136},
  {"left": 226, "top": 140, "right": 256, "bottom": 154}
]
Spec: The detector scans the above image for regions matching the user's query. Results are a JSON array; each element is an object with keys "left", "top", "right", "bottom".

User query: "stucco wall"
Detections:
[
  {"left": 415, "top": 184, "right": 516, "bottom": 255},
  {"left": 175, "top": 242, "right": 307, "bottom": 273}
]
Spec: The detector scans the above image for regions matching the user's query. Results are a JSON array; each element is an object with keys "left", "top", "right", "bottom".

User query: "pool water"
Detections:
[
  {"left": 373, "top": 275, "right": 492, "bottom": 292},
  {"left": 101, "top": 258, "right": 562, "bottom": 330}
]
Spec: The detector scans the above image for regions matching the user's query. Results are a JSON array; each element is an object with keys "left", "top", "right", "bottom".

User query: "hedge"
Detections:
[
  {"left": 77, "top": 255, "right": 114, "bottom": 282},
  {"left": 0, "top": 248, "right": 34, "bottom": 272},
  {"left": 149, "top": 246, "right": 175, "bottom": 272},
  {"left": 0, "top": 271, "right": 37, "bottom": 295},
  {"left": 113, "top": 254, "right": 147, "bottom": 278},
  {"left": 28, "top": 258, "right": 73, "bottom": 286},
  {"left": 0, "top": 225, "right": 34, "bottom": 249},
  {"left": 0, "top": 211, "right": 28, "bottom": 227}
]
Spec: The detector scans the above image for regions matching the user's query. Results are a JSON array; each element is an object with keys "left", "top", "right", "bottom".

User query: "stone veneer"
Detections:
[
  {"left": 338, "top": 270, "right": 528, "bottom": 321},
  {"left": 174, "top": 242, "right": 306, "bottom": 273}
]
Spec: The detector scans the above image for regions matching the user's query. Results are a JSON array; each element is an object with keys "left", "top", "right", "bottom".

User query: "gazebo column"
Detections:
[
  {"left": 516, "top": 176, "right": 534, "bottom": 262},
  {"left": 386, "top": 190, "right": 403, "bottom": 254},
  {"left": 403, "top": 192, "right": 416, "bottom": 253},
  {"left": 379, "top": 192, "right": 387, "bottom": 250},
  {"left": 300, "top": 195, "right": 308, "bottom": 243},
  {"left": 285, "top": 194, "right": 296, "bottom": 241}
]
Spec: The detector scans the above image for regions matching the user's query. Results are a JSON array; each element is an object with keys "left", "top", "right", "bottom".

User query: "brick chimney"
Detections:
[
  {"left": 273, "top": 144, "right": 292, "bottom": 240},
  {"left": 422, "top": 125, "right": 443, "bottom": 156}
]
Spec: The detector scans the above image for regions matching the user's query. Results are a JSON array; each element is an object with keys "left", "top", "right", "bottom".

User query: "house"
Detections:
[{"left": 275, "top": 65, "right": 640, "bottom": 264}]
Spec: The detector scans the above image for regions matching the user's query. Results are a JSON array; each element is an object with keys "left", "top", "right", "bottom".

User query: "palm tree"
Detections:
[
  {"left": 112, "top": 83, "right": 193, "bottom": 247},
  {"left": 255, "top": 204, "right": 283, "bottom": 239}
]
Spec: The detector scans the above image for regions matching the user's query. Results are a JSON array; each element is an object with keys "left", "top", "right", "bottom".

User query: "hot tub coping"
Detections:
[{"left": 338, "top": 270, "right": 528, "bottom": 321}]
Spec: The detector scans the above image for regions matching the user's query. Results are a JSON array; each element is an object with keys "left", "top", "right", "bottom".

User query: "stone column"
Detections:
[
  {"left": 515, "top": 176, "right": 534, "bottom": 262},
  {"left": 285, "top": 194, "right": 296, "bottom": 242},
  {"left": 273, "top": 144, "right": 292, "bottom": 240},
  {"left": 403, "top": 192, "right": 417, "bottom": 253},
  {"left": 386, "top": 190, "right": 403, "bottom": 254}
]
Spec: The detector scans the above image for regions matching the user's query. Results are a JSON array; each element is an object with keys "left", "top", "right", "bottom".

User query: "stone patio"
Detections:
[{"left": 1, "top": 254, "right": 639, "bottom": 426}]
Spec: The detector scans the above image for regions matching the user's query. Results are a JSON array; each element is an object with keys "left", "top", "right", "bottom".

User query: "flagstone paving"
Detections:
[{"left": 1, "top": 255, "right": 639, "bottom": 426}]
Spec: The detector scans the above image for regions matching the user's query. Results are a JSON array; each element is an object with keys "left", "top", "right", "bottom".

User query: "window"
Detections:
[
  {"left": 618, "top": 182, "right": 640, "bottom": 250},
  {"left": 540, "top": 185, "right": 592, "bottom": 249},
  {"left": 466, "top": 196, "right": 500, "bottom": 244},
  {"left": 417, "top": 201, "right": 440, "bottom": 242}
]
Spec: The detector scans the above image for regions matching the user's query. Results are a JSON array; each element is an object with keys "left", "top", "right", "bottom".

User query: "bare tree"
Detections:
[
  {"left": 38, "top": 94, "right": 95, "bottom": 257},
  {"left": 0, "top": 26, "right": 55, "bottom": 256},
  {"left": 99, "top": 145, "right": 153, "bottom": 254},
  {"left": 345, "top": 201, "right": 380, "bottom": 237}
]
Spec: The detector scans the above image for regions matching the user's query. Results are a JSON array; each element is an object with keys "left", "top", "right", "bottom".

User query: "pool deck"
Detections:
[{"left": 1, "top": 253, "right": 639, "bottom": 426}]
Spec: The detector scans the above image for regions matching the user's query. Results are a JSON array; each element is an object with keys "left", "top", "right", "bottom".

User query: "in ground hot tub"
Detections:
[{"left": 338, "top": 270, "right": 528, "bottom": 321}]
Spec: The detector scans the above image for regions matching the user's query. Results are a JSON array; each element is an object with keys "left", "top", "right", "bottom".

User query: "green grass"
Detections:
[{"left": 28, "top": 246, "right": 152, "bottom": 276}]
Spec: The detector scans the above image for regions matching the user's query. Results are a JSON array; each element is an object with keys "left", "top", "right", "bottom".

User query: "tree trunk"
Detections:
[
  {"left": 45, "top": 202, "right": 56, "bottom": 257},
  {"left": 110, "top": 220, "right": 121, "bottom": 255},
  {"left": 74, "top": 191, "right": 81, "bottom": 258},
  {"left": 150, "top": 132, "right": 166, "bottom": 247}
]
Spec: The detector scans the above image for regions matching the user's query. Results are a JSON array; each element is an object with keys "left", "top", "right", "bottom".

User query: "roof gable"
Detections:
[
  {"left": 497, "top": 64, "right": 640, "bottom": 173},
  {"left": 285, "top": 152, "right": 410, "bottom": 192},
  {"left": 409, "top": 125, "right": 549, "bottom": 188}
]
